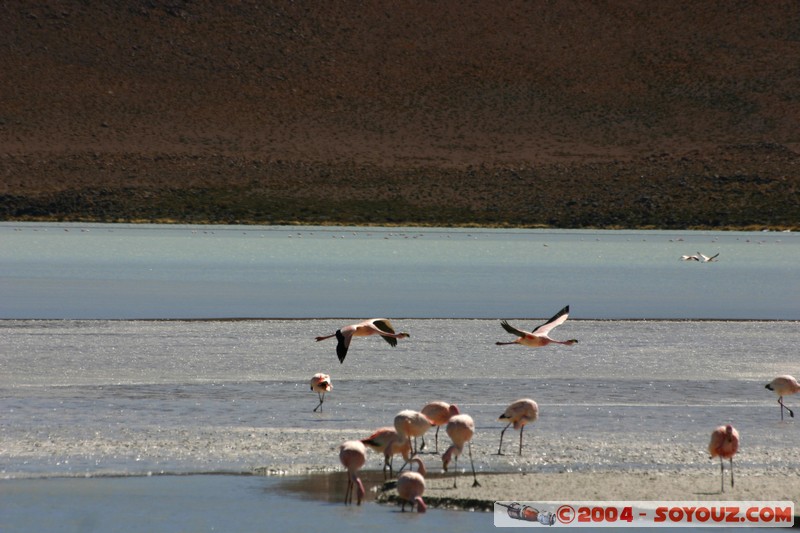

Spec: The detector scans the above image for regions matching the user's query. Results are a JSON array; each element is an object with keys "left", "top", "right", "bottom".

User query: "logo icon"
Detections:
[{"left": 497, "top": 502, "right": 556, "bottom": 525}]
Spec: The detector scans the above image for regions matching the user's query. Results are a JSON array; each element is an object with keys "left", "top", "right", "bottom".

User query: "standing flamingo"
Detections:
[
  {"left": 765, "top": 375, "right": 800, "bottom": 420},
  {"left": 310, "top": 373, "right": 332, "bottom": 412},
  {"left": 495, "top": 306, "right": 578, "bottom": 347},
  {"left": 497, "top": 398, "right": 539, "bottom": 455},
  {"left": 394, "top": 409, "right": 433, "bottom": 455},
  {"left": 420, "top": 401, "right": 460, "bottom": 453},
  {"left": 362, "top": 427, "right": 411, "bottom": 478},
  {"left": 397, "top": 469, "right": 427, "bottom": 513},
  {"left": 339, "top": 440, "right": 367, "bottom": 505},
  {"left": 316, "top": 318, "right": 410, "bottom": 363},
  {"left": 442, "top": 414, "right": 480, "bottom": 488},
  {"left": 708, "top": 424, "right": 739, "bottom": 493}
]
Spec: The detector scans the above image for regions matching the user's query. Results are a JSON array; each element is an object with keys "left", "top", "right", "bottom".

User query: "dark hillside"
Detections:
[{"left": 1, "top": 1, "right": 798, "bottom": 228}]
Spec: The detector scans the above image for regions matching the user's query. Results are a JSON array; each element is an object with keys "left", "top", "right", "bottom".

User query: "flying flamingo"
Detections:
[
  {"left": 361, "top": 427, "right": 411, "bottom": 478},
  {"left": 765, "top": 375, "right": 800, "bottom": 420},
  {"left": 310, "top": 373, "right": 332, "bottom": 412},
  {"left": 339, "top": 440, "right": 367, "bottom": 505},
  {"left": 397, "top": 468, "right": 427, "bottom": 513},
  {"left": 442, "top": 414, "right": 480, "bottom": 488},
  {"left": 394, "top": 409, "right": 433, "bottom": 456},
  {"left": 316, "top": 318, "right": 410, "bottom": 363},
  {"left": 495, "top": 306, "right": 578, "bottom": 348},
  {"left": 420, "top": 401, "right": 460, "bottom": 453},
  {"left": 681, "top": 254, "right": 700, "bottom": 261},
  {"left": 497, "top": 398, "right": 539, "bottom": 455},
  {"left": 708, "top": 424, "right": 739, "bottom": 493},
  {"left": 697, "top": 252, "right": 720, "bottom": 262}
]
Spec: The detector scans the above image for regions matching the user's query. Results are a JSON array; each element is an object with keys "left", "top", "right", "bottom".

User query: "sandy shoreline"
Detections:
[
  {"left": 277, "top": 468, "right": 800, "bottom": 524},
  {"left": 395, "top": 470, "right": 800, "bottom": 510}
]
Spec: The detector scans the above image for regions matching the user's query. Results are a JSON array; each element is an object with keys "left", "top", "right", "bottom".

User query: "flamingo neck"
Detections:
[
  {"left": 442, "top": 444, "right": 462, "bottom": 470},
  {"left": 409, "top": 456, "right": 427, "bottom": 476},
  {"left": 355, "top": 478, "right": 365, "bottom": 505}
]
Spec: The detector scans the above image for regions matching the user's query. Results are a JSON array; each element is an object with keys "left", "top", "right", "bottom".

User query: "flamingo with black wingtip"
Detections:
[
  {"left": 316, "top": 318, "right": 410, "bottom": 363},
  {"left": 496, "top": 306, "right": 578, "bottom": 348}
]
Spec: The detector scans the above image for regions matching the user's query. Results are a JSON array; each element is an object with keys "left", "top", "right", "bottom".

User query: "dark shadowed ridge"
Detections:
[{"left": 1, "top": 1, "right": 798, "bottom": 229}]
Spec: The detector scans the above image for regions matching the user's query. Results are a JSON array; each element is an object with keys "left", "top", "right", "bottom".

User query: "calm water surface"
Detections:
[
  {"left": 1, "top": 223, "right": 798, "bottom": 532},
  {"left": 1, "top": 222, "right": 797, "bottom": 319}
]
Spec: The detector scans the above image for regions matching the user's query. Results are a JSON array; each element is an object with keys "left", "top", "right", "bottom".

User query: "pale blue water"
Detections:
[
  {"left": 0, "top": 223, "right": 798, "bottom": 532},
  {"left": 1, "top": 222, "right": 797, "bottom": 319}
]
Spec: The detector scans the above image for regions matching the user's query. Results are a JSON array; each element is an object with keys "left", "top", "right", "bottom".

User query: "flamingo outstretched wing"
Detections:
[
  {"left": 531, "top": 305, "right": 570, "bottom": 335},
  {"left": 335, "top": 330, "right": 352, "bottom": 363},
  {"left": 373, "top": 319, "right": 399, "bottom": 347},
  {"left": 499, "top": 320, "right": 528, "bottom": 337}
]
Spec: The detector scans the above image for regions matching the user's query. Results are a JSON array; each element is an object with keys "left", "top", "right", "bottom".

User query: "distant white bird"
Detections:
[
  {"left": 496, "top": 306, "right": 578, "bottom": 348},
  {"left": 316, "top": 318, "right": 410, "bottom": 363},
  {"left": 697, "top": 252, "right": 719, "bottom": 262},
  {"left": 681, "top": 254, "right": 700, "bottom": 261}
]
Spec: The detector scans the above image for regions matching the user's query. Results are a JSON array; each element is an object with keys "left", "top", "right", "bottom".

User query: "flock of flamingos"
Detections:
[{"left": 308, "top": 307, "right": 798, "bottom": 513}]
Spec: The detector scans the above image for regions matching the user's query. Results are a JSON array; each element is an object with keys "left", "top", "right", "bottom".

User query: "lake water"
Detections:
[
  {"left": 0, "top": 222, "right": 798, "bottom": 532},
  {"left": 1, "top": 222, "right": 797, "bottom": 320}
]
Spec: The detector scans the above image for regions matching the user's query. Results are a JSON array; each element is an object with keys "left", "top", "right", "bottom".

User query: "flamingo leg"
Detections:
[
  {"left": 518, "top": 426, "right": 525, "bottom": 456},
  {"left": 779, "top": 397, "right": 794, "bottom": 419},
  {"left": 452, "top": 455, "right": 459, "bottom": 488},
  {"left": 468, "top": 441, "right": 480, "bottom": 487},
  {"left": 397, "top": 458, "right": 409, "bottom": 474},
  {"left": 730, "top": 458, "right": 734, "bottom": 489},
  {"left": 497, "top": 422, "right": 512, "bottom": 455},
  {"left": 434, "top": 426, "right": 440, "bottom": 453},
  {"left": 382, "top": 454, "right": 391, "bottom": 479},
  {"left": 313, "top": 392, "right": 325, "bottom": 412},
  {"left": 345, "top": 477, "right": 353, "bottom": 504},
  {"left": 719, "top": 457, "right": 725, "bottom": 493}
]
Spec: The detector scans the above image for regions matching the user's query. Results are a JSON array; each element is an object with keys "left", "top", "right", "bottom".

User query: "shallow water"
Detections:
[
  {"left": 2, "top": 319, "right": 798, "bottom": 481},
  {"left": 0, "top": 474, "right": 489, "bottom": 533},
  {"left": 1, "top": 223, "right": 798, "bottom": 531},
  {"left": 1, "top": 222, "right": 797, "bottom": 320}
]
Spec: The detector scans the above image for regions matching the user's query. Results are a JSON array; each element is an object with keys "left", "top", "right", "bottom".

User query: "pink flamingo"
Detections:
[
  {"left": 442, "top": 414, "right": 480, "bottom": 488},
  {"left": 497, "top": 398, "right": 539, "bottom": 455},
  {"left": 310, "top": 373, "right": 332, "bottom": 412},
  {"left": 316, "top": 318, "right": 410, "bottom": 363},
  {"left": 765, "top": 375, "right": 800, "bottom": 420},
  {"left": 397, "top": 467, "right": 427, "bottom": 513},
  {"left": 708, "top": 424, "right": 739, "bottom": 493},
  {"left": 495, "top": 306, "right": 578, "bottom": 348},
  {"left": 339, "top": 440, "right": 367, "bottom": 505},
  {"left": 420, "top": 401, "right": 460, "bottom": 453},
  {"left": 361, "top": 427, "right": 411, "bottom": 478},
  {"left": 394, "top": 409, "right": 433, "bottom": 455}
]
